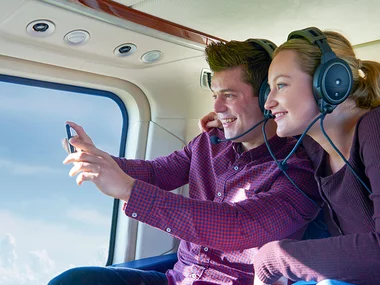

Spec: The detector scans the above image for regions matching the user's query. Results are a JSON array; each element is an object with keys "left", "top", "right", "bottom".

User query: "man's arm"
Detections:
[
  {"left": 64, "top": 122, "right": 320, "bottom": 252},
  {"left": 124, "top": 164, "right": 320, "bottom": 251},
  {"left": 111, "top": 147, "right": 192, "bottom": 191}
]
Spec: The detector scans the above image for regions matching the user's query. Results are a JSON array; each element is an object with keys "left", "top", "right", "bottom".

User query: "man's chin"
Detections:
[{"left": 225, "top": 134, "right": 242, "bottom": 142}]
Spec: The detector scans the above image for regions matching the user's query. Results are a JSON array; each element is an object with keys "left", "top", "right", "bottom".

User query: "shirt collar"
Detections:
[{"left": 232, "top": 135, "right": 288, "bottom": 161}]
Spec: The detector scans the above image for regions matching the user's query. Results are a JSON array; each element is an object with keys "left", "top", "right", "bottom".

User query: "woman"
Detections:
[{"left": 200, "top": 27, "right": 380, "bottom": 285}]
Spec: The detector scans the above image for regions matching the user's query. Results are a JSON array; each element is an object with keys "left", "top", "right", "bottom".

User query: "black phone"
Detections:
[{"left": 65, "top": 124, "right": 76, "bottom": 153}]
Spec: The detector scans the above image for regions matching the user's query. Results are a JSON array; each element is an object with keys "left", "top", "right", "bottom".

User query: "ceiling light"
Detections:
[
  {"left": 141, "top": 50, "right": 163, "bottom": 64},
  {"left": 64, "top": 30, "right": 90, "bottom": 45},
  {"left": 114, "top": 43, "right": 137, "bottom": 57},
  {"left": 26, "top": 20, "right": 55, "bottom": 37}
]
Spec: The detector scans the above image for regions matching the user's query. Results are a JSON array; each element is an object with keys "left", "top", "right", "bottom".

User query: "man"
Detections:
[{"left": 48, "top": 40, "right": 321, "bottom": 285}]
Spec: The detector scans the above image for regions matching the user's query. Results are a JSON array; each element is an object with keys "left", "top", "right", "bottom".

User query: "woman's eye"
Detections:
[{"left": 277, "top": 83, "right": 286, "bottom": 90}]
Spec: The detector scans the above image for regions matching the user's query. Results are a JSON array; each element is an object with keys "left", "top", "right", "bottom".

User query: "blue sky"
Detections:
[{"left": 0, "top": 79, "right": 124, "bottom": 285}]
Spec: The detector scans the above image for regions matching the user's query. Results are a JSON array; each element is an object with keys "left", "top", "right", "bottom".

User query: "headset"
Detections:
[
  {"left": 287, "top": 27, "right": 353, "bottom": 114},
  {"left": 248, "top": 39, "right": 322, "bottom": 207},
  {"left": 210, "top": 38, "right": 276, "bottom": 144},
  {"left": 245, "top": 38, "right": 277, "bottom": 117},
  {"left": 265, "top": 27, "right": 371, "bottom": 195},
  {"left": 208, "top": 38, "right": 322, "bottom": 207}
]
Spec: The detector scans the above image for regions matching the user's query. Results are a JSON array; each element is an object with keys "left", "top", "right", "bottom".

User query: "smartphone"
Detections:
[{"left": 65, "top": 124, "right": 76, "bottom": 153}]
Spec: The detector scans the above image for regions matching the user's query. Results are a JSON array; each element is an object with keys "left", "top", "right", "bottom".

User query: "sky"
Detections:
[{"left": 0, "top": 79, "right": 124, "bottom": 285}]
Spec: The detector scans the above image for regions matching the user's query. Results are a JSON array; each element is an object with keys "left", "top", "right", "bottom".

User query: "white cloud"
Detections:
[
  {"left": 0, "top": 210, "right": 109, "bottom": 285},
  {"left": 0, "top": 233, "right": 17, "bottom": 270},
  {"left": 0, "top": 158, "right": 60, "bottom": 175},
  {"left": 66, "top": 207, "right": 111, "bottom": 227},
  {"left": 28, "top": 250, "right": 55, "bottom": 275},
  {"left": 0, "top": 240, "right": 56, "bottom": 285}
]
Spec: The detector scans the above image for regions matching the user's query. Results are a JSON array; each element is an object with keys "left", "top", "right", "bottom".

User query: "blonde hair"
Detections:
[{"left": 274, "top": 30, "right": 380, "bottom": 109}]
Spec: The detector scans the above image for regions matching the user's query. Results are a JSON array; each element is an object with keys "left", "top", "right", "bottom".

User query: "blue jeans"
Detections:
[
  {"left": 294, "top": 280, "right": 354, "bottom": 285},
  {"left": 48, "top": 266, "right": 168, "bottom": 285}
]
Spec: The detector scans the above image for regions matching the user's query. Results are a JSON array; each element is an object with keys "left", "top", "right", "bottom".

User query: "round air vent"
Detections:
[
  {"left": 141, "top": 50, "right": 163, "bottom": 63},
  {"left": 64, "top": 30, "right": 90, "bottom": 45}
]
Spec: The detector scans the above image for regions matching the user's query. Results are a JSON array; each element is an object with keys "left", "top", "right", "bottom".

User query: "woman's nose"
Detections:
[{"left": 264, "top": 90, "right": 277, "bottom": 111}]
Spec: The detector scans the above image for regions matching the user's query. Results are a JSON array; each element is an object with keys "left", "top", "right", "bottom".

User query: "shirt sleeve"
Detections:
[
  {"left": 124, "top": 163, "right": 320, "bottom": 252},
  {"left": 112, "top": 144, "right": 192, "bottom": 191},
  {"left": 254, "top": 110, "right": 380, "bottom": 284}
]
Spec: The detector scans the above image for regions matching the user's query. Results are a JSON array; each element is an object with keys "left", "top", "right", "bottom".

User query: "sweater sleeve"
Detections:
[{"left": 254, "top": 109, "right": 380, "bottom": 285}]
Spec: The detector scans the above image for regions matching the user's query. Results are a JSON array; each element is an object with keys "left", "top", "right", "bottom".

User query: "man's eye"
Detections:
[
  {"left": 225, "top": 94, "right": 233, "bottom": 98},
  {"left": 212, "top": 94, "right": 217, "bottom": 100}
]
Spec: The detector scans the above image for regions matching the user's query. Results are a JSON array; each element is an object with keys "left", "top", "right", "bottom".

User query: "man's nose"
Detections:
[{"left": 213, "top": 96, "right": 227, "bottom": 113}]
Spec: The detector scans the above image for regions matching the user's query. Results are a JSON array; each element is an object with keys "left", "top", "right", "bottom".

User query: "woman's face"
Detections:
[{"left": 265, "top": 49, "right": 320, "bottom": 137}]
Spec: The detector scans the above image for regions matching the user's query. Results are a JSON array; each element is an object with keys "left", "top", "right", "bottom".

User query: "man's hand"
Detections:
[
  {"left": 62, "top": 122, "right": 135, "bottom": 202},
  {"left": 198, "top": 112, "right": 222, "bottom": 132}
]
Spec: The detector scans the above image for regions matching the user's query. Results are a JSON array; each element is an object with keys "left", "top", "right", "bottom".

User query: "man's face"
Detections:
[{"left": 211, "top": 66, "right": 264, "bottom": 144}]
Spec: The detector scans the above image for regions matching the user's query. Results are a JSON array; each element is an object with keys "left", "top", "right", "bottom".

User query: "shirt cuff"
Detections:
[{"left": 124, "top": 179, "right": 157, "bottom": 224}]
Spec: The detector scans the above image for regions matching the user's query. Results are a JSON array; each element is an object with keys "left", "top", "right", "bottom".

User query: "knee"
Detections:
[{"left": 48, "top": 266, "right": 103, "bottom": 285}]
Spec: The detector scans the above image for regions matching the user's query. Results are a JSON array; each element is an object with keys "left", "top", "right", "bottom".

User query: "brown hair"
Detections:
[
  {"left": 205, "top": 40, "right": 272, "bottom": 97},
  {"left": 273, "top": 30, "right": 380, "bottom": 109}
]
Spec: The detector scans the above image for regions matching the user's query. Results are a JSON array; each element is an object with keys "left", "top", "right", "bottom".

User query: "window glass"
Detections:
[{"left": 0, "top": 78, "right": 125, "bottom": 285}]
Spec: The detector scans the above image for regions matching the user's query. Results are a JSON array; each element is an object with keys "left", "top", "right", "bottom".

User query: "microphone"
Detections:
[{"left": 210, "top": 114, "right": 273, "bottom": 145}]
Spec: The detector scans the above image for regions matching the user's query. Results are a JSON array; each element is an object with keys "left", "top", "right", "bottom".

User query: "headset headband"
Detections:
[
  {"left": 288, "top": 27, "right": 336, "bottom": 64},
  {"left": 245, "top": 38, "right": 277, "bottom": 58}
]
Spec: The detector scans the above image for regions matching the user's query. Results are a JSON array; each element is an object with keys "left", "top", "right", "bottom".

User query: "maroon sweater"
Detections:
[{"left": 255, "top": 107, "right": 380, "bottom": 285}]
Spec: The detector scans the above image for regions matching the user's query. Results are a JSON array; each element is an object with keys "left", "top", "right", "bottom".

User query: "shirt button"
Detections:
[
  {"left": 131, "top": 213, "right": 138, "bottom": 218},
  {"left": 166, "top": 227, "right": 172, "bottom": 233},
  {"left": 217, "top": 192, "right": 222, "bottom": 197},
  {"left": 204, "top": 247, "right": 209, "bottom": 252},
  {"left": 191, "top": 273, "right": 197, "bottom": 279},
  {"left": 234, "top": 166, "right": 239, "bottom": 170}
]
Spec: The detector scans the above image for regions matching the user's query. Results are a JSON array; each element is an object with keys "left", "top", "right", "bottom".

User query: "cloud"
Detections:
[
  {"left": 0, "top": 233, "right": 17, "bottom": 270},
  {"left": 0, "top": 210, "right": 109, "bottom": 285},
  {"left": 66, "top": 207, "right": 111, "bottom": 227},
  {"left": 0, "top": 158, "right": 60, "bottom": 175},
  {"left": 0, "top": 235, "right": 56, "bottom": 285},
  {"left": 28, "top": 249, "right": 55, "bottom": 275}
]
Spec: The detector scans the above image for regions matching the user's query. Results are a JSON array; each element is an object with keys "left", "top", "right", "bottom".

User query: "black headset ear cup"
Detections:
[
  {"left": 258, "top": 77, "right": 271, "bottom": 117},
  {"left": 313, "top": 58, "right": 353, "bottom": 112},
  {"left": 288, "top": 27, "right": 353, "bottom": 113},
  {"left": 245, "top": 39, "right": 277, "bottom": 117}
]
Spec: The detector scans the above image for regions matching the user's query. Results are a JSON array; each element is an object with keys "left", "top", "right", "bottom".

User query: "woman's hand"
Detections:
[
  {"left": 198, "top": 112, "right": 222, "bottom": 132},
  {"left": 253, "top": 247, "right": 288, "bottom": 285},
  {"left": 254, "top": 274, "right": 288, "bottom": 285}
]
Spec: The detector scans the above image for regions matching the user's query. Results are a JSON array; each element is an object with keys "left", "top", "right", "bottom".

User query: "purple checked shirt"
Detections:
[{"left": 113, "top": 128, "right": 321, "bottom": 285}]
